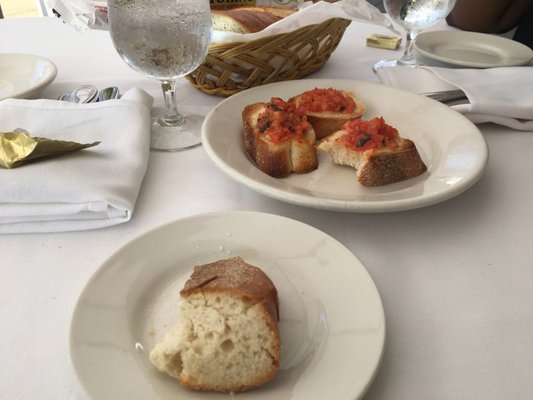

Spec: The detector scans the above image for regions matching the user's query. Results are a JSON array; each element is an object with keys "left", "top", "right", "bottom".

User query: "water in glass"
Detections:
[{"left": 108, "top": 0, "right": 212, "bottom": 151}]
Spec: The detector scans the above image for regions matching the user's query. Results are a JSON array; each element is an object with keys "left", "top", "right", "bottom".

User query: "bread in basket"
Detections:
[{"left": 185, "top": 17, "right": 351, "bottom": 97}]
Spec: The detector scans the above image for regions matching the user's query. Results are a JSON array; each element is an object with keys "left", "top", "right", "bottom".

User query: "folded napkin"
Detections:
[
  {"left": 376, "top": 66, "right": 533, "bottom": 131},
  {"left": 0, "top": 88, "right": 153, "bottom": 234}
]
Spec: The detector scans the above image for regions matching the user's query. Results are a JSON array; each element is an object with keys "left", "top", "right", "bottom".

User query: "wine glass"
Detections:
[
  {"left": 107, "top": 0, "right": 212, "bottom": 151},
  {"left": 374, "top": 0, "right": 457, "bottom": 70}
]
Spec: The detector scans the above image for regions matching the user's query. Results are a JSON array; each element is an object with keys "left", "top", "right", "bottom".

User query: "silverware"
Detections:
[
  {"left": 58, "top": 85, "right": 98, "bottom": 103},
  {"left": 97, "top": 86, "right": 119, "bottom": 101},
  {"left": 58, "top": 85, "right": 120, "bottom": 103},
  {"left": 422, "top": 89, "right": 469, "bottom": 105}
]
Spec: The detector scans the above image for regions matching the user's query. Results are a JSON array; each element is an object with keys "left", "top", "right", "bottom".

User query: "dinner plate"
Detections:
[
  {"left": 0, "top": 53, "right": 57, "bottom": 100},
  {"left": 202, "top": 79, "right": 488, "bottom": 212},
  {"left": 70, "top": 211, "right": 385, "bottom": 400},
  {"left": 415, "top": 30, "right": 533, "bottom": 68}
]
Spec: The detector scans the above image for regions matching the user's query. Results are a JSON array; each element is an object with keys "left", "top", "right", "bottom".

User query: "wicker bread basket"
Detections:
[{"left": 185, "top": 17, "right": 351, "bottom": 97}]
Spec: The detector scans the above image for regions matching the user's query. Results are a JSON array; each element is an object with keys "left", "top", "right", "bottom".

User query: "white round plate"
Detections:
[
  {"left": 0, "top": 53, "right": 57, "bottom": 100},
  {"left": 415, "top": 30, "right": 533, "bottom": 68},
  {"left": 202, "top": 79, "right": 488, "bottom": 212},
  {"left": 70, "top": 211, "right": 385, "bottom": 400}
]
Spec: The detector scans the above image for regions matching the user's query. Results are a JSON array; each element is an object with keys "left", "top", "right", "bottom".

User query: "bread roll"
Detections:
[
  {"left": 211, "top": 6, "right": 294, "bottom": 33},
  {"left": 149, "top": 257, "right": 281, "bottom": 393},
  {"left": 317, "top": 117, "right": 427, "bottom": 186}
]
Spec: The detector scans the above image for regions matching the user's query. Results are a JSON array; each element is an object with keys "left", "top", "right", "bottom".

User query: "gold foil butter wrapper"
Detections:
[
  {"left": 0, "top": 129, "right": 100, "bottom": 169},
  {"left": 366, "top": 34, "right": 402, "bottom": 50}
]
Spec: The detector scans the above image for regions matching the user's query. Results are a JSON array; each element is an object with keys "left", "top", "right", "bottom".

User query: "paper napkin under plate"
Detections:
[
  {"left": 0, "top": 88, "right": 153, "bottom": 234},
  {"left": 376, "top": 66, "right": 533, "bottom": 131}
]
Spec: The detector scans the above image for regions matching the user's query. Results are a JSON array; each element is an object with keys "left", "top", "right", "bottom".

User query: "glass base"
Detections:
[
  {"left": 373, "top": 58, "right": 419, "bottom": 72},
  {"left": 150, "top": 110, "right": 203, "bottom": 152}
]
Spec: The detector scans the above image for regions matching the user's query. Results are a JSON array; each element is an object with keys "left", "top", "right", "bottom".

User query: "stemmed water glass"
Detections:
[
  {"left": 374, "top": 0, "right": 457, "bottom": 70},
  {"left": 107, "top": 0, "right": 212, "bottom": 151}
]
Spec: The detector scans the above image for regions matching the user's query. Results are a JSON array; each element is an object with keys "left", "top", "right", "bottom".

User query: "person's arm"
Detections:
[{"left": 446, "top": 0, "right": 533, "bottom": 33}]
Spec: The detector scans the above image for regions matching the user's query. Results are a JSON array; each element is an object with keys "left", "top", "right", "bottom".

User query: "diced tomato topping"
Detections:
[
  {"left": 340, "top": 117, "right": 399, "bottom": 152},
  {"left": 297, "top": 87, "right": 356, "bottom": 113},
  {"left": 257, "top": 97, "right": 310, "bottom": 144}
]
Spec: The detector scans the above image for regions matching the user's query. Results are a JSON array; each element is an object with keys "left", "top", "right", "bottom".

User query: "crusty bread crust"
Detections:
[
  {"left": 290, "top": 90, "right": 366, "bottom": 139},
  {"left": 248, "top": 6, "right": 295, "bottom": 18},
  {"left": 242, "top": 102, "right": 318, "bottom": 178},
  {"left": 211, "top": 7, "right": 294, "bottom": 33},
  {"left": 358, "top": 138, "right": 427, "bottom": 186},
  {"left": 318, "top": 130, "right": 427, "bottom": 186},
  {"left": 181, "top": 256, "right": 279, "bottom": 324}
]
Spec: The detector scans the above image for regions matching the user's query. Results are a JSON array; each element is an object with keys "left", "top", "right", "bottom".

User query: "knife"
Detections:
[{"left": 422, "top": 89, "right": 469, "bottom": 105}]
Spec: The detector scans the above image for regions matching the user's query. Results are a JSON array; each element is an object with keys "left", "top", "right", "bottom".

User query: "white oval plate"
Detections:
[
  {"left": 0, "top": 53, "right": 57, "bottom": 100},
  {"left": 70, "top": 211, "right": 385, "bottom": 400},
  {"left": 415, "top": 30, "right": 533, "bottom": 68},
  {"left": 202, "top": 79, "right": 488, "bottom": 212}
]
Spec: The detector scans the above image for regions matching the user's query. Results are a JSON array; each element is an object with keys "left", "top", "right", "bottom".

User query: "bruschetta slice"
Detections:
[
  {"left": 317, "top": 116, "right": 427, "bottom": 186},
  {"left": 290, "top": 88, "right": 366, "bottom": 140},
  {"left": 242, "top": 97, "right": 318, "bottom": 178}
]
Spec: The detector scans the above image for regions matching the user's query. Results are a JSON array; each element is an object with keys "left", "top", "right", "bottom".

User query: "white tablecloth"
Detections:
[{"left": 1, "top": 17, "right": 532, "bottom": 400}]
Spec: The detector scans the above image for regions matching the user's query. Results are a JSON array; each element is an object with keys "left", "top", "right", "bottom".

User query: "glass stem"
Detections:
[
  {"left": 158, "top": 79, "right": 185, "bottom": 127},
  {"left": 399, "top": 30, "right": 418, "bottom": 65}
]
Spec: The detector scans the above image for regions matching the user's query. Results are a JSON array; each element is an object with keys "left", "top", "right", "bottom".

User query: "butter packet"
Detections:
[
  {"left": 366, "top": 34, "right": 402, "bottom": 50},
  {"left": 0, "top": 129, "right": 100, "bottom": 169}
]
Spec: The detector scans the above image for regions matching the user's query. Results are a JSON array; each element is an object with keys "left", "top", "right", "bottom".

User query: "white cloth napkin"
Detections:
[
  {"left": 376, "top": 66, "right": 533, "bottom": 131},
  {"left": 0, "top": 88, "right": 153, "bottom": 234}
]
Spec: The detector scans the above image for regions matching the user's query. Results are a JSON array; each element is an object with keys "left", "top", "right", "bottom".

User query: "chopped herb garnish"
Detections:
[
  {"left": 356, "top": 134, "right": 371, "bottom": 147},
  {"left": 259, "top": 122, "right": 270, "bottom": 133}
]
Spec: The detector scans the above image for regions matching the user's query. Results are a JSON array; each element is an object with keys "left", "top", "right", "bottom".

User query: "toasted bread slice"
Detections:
[
  {"left": 317, "top": 117, "right": 427, "bottom": 186},
  {"left": 242, "top": 98, "right": 318, "bottom": 178},
  {"left": 290, "top": 88, "right": 366, "bottom": 140}
]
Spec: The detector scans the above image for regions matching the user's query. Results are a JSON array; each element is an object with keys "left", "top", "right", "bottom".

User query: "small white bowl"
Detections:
[{"left": 0, "top": 53, "right": 58, "bottom": 100}]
